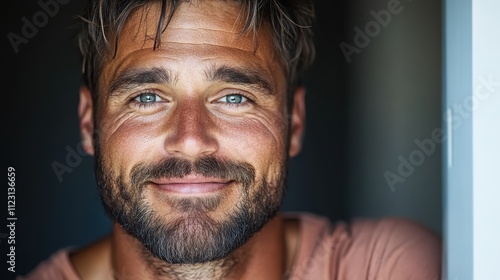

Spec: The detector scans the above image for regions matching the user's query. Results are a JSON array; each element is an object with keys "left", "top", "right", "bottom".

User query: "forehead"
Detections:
[{"left": 99, "top": 0, "right": 284, "bottom": 92}]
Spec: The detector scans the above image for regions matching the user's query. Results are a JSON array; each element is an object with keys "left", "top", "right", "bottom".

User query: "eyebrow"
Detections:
[
  {"left": 109, "top": 67, "right": 173, "bottom": 95},
  {"left": 205, "top": 65, "right": 274, "bottom": 96},
  {"left": 108, "top": 64, "right": 274, "bottom": 96}
]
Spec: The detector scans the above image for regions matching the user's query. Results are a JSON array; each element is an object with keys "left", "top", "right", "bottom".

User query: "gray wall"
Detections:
[
  {"left": 285, "top": 0, "right": 442, "bottom": 234},
  {"left": 344, "top": 0, "right": 442, "bottom": 234}
]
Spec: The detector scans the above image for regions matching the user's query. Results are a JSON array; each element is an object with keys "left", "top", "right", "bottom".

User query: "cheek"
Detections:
[
  {"left": 98, "top": 117, "right": 166, "bottom": 175},
  {"left": 220, "top": 114, "right": 288, "bottom": 171}
]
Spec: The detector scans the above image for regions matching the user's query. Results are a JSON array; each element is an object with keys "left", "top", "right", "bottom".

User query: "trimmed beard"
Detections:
[{"left": 94, "top": 150, "right": 287, "bottom": 264}]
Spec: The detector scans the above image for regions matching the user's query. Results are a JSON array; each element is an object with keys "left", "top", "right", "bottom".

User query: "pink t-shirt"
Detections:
[{"left": 18, "top": 213, "right": 441, "bottom": 279}]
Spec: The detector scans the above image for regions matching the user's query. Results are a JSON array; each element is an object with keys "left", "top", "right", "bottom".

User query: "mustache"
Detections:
[{"left": 130, "top": 156, "right": 256, "bottom": 188}]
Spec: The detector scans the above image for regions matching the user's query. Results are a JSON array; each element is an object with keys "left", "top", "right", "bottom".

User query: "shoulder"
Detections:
[
  {"left": 348, "top": 217, "right": 442, "bottom": 279},
  {"left": 17, "top": 235, "right": 112, "bottom": 280},
  {"left": 16, "top": 248, "right": 80, "bottom": 280},
  {"left": 289, "top": 213, "right": 442, "bottom": 280}
]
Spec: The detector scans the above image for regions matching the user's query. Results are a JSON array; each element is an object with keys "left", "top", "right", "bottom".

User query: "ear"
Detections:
[
  {"left": 78, "top": 85, "right": 95, "bottom": 156},
  {"left": 288, "top": 86, "right": 306, "bottom": 157}
]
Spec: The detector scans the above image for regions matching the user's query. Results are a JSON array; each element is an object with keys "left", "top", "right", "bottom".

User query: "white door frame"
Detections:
[{"left": 444, "top": 0, "right": 500, "bottom": 279}]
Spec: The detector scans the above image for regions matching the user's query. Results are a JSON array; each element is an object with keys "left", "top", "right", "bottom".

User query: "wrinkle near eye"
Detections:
[
  {"left": 105, "top": 111, "right": 139, "bottom": 141},
  {"left": 238, "top": 111, "right": 288, "bottom": 145}
]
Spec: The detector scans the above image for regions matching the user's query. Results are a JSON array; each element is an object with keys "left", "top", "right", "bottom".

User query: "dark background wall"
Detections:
[{"left": 2, "top": 0, "right": 442, "bottom": 278}]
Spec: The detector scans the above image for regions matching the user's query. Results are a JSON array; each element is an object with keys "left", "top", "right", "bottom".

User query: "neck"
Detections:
[{"left": 110, "top": 214, "right": 288, "bottom": 280}]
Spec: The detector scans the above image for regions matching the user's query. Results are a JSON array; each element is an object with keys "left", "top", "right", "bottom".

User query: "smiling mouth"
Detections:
[{"left": 150, "top": 174, "right": 234, "bottom": 194}]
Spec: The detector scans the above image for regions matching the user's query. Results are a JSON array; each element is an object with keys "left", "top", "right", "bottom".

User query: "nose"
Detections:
[{"left": 164, "top": 98, "right": 218, "bottom": 158}]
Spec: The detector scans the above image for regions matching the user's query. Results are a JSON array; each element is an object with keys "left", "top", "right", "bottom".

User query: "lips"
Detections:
[{"left": 150, "top": 174, "right": 233, "bottom": 194}]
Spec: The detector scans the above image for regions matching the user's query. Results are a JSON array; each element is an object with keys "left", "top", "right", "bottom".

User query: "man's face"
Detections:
[{"left": 79, "top": 0, "right": 305, "bottom": 264}]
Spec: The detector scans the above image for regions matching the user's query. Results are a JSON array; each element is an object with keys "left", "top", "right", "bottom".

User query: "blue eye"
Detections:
[
  {"left": 220, "top": 94, "right": 247, "bottom": 104},
  {"left": 135, "top": 92, "right": 161, "bottom": 103}
]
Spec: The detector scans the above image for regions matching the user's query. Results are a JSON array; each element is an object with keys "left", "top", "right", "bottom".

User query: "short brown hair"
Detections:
[{"left": 78, "top": 0, "right": 316, "bottom": 100}]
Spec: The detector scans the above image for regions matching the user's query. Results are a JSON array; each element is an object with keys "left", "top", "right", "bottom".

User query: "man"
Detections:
[{"left": 19, "top": 0, "right": 441, "bottom": 279}]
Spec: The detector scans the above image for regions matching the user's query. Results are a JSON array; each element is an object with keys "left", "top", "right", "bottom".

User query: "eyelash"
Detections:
[
  {"left": 217, "top": 92, "right": 254, "bottom": 108},
  {"left": 129, "top": 90, "right": 254, "bottom": 109},
  {"left": 131, "top": 90, "right": 165, "bottom": 108}
]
